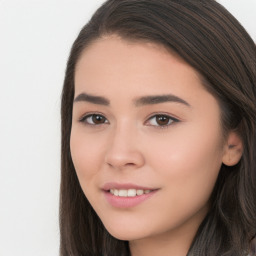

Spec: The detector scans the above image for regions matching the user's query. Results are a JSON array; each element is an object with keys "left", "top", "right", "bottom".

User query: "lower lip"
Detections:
[{"left": 103, "top": 190, "right": 158, "bottom": 208}]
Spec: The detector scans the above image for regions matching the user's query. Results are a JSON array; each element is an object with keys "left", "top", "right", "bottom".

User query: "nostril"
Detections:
[{"left": 126, "top": 163, "right": 136, "bottom": 166}]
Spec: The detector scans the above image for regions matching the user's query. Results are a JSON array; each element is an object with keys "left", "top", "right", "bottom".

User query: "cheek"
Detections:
[
  {"left": 70, "top": 129, "right": 105, "bottom": 185},
  {"left": 147, "top": 122, "right": 223, "bottom": 168},
  {"left": 145, "top": 123, "right": 223, "bottom": 206}
]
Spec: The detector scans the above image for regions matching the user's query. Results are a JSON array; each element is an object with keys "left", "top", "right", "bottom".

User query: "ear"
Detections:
[{"left": 222, "top": 131, "right": 243, "bottom": 166}]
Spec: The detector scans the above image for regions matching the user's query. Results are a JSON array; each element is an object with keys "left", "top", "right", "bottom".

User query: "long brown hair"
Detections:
[{"left": 60, "top": 0, "right": 256, "bottom": 255}]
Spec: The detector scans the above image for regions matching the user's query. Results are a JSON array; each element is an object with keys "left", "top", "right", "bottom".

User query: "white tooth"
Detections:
[
  {"left": 118, "top": 189, "right": 128, "bottom": 197},
  {"left": 110, "top": 189, "right": 114, "bottom": 195},
  {"left": 144, "top": 190, "right": 151, "bottom": 194},
  {"left": 114, "top": 189, "right": 119, "bottom": 196},
  {"left": 127, "top": 189, "right": 136, "bottom": 197},
  {"left": 136, "top": 189, "right": 144, "bottom": 196}
]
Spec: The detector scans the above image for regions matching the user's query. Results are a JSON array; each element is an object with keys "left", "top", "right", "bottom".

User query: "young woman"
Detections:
[{"left": 59, "top": 0, "right": 256, "bottom": 255}]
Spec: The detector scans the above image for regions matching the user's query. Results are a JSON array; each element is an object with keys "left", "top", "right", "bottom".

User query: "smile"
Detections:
[
  {"left": 102, "top": 183, "right": 158, "bottom": 208},
  {"left": 109, "top": 189, "right": 152, "bottom": 197}
]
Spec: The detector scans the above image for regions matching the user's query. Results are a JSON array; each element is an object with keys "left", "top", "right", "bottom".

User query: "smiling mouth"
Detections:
[
  {"left": 104, "top": 188, "right": 158, "bottom": 208},
  {"left": 109, "top": 188, "right": 153, "bottom": 197},
  {"left": 102, "top": 183, "right": 158, "bottom": 207}
]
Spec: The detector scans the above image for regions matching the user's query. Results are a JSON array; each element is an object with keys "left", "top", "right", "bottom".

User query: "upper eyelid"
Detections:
[
  {"left": 79, "top": 112, "right": 108, "bottom": 121},
  {"left": 145, "top": 112, "right": 180, "bottom": 122}
]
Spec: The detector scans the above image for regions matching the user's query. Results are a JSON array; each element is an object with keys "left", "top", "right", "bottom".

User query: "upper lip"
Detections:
[{"left": 102, "top": 182, "right": 157, "bottom": 191}]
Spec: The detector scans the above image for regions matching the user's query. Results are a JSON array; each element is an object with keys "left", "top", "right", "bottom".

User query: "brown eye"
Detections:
[
  {"left": 147, "top": 114, "right": 178, "bottom": 128},
  {"left": 80, "top": 114, "right": 108, "bottom": 125},
  {"left": 155, "top": 115, "right": 171, "bottom": 126},
  {"left": 92, "top": 114, "right": 106, "bottom": 124}
]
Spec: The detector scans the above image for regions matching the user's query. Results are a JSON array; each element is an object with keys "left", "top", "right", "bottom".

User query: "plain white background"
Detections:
[{"left": 0, "top": 1, "right": 255, "bottom": 255}]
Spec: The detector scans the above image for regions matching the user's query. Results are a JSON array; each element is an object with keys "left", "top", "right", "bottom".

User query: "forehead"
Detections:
[
  {"left": 76, "top": 35, "right": 188, "bottom": 68},
  {"left": 74, "top": 35, "right": 204, "bottom": 95}
]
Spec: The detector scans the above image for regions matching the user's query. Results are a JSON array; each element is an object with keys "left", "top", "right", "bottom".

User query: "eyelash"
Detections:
[{"left": 78, "top": 112, "right": 180, "bottom": 129}]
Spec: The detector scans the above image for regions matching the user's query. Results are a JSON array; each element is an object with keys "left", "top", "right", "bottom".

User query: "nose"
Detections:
[{"left": 104, "top": 122, "right": 145, "bottom": 170}]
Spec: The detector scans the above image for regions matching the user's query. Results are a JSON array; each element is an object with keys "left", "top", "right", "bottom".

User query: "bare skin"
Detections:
[{"left": 70, "top": 35, "right": 243, "bottom": 256}]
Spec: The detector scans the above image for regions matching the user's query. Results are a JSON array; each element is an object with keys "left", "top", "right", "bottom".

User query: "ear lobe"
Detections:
[{"left": 222, "top": 132, "right": 243, "bottom": 166}]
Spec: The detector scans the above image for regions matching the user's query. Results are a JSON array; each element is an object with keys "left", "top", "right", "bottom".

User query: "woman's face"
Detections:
[{"left": 70, "top": 35, "right": 226, "bottom": 243}]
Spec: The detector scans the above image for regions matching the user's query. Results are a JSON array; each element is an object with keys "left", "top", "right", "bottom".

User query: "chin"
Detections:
[{"left": 104, "top": 224, "right": 149, "bottom": 241}]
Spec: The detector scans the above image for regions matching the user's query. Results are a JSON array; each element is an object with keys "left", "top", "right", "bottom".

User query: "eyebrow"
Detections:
[
  {"left": 74, "top": 93, "right": 110, "bottom": 106},
  {"left": 134, "top": 94, "right": 190, "bottom": 107},
  {"left": 73, "top": 92, "right": 191, "bottom": 107}
]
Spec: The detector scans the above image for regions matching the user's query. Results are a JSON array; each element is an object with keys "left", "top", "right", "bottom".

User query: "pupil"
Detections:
[
  {"left": 157, "top": 115, "right": 169, "bottom": 125},
  {"left": 93, "top": 115, "right": 105, "bottom": 124}
]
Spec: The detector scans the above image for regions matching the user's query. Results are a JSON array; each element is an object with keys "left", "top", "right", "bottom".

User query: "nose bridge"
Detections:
[
  {"left": 113, "top": 118, "right": 134, "bottom": 144},
  {"left": 105, "top": 118, "right": 144, "bottom": 169}
]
